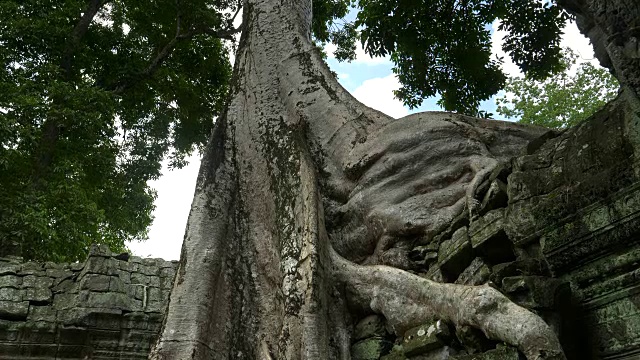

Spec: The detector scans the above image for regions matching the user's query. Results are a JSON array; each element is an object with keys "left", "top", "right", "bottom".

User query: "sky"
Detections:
[{"left": 126, "top": 19, "right": 599, "bottom": 260}]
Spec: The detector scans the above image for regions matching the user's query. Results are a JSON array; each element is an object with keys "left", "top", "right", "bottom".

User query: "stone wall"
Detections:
[{"left": 0, "top": 245, "right": 177, "bottom": 359}]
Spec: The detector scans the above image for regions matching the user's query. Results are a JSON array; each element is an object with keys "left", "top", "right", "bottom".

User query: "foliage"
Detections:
[
  {"left": 0, "top": 0, "right": 362, "bottom": 262},
  {"left": 0, "top": 0, "right": 236, "bottom": 261},
  {"left": 496, "top": 49, "right": 619, "bottom": 129},
  {"left": 319, "top": 0, "right": 569, "bottom": 115}
]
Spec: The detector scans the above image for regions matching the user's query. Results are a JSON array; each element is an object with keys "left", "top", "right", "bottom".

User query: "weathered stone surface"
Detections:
[
  {"left": 354, "top": 314, "right": 388, "bottom": 341},
  {"left": 402, "top": 320, "right": 450, "bottom": 356},
  {"left": 25, "top": 287, "right": 52, "bottom": 303},
  {"left": 0, "top": 275, "right": 21, "bottom": 288},
  {"left": 0, "top": 251, "right": 177, "bottom": 359},
  {"left": 438, "top": 227, "right": 473, "bottom": 280},
  {"left": 469, "top": 209, "right": 515, "bottom": 264},
  {"left": 0, "top": 301, "right": 29, "bottom": 320},
  {"left": 409, "top": 243, "right": 439, "bottom": 270},
  {"left": 501, "top": 276, "right": 570, "bottom": 310},
  {"left": 454, "top": 257, "right": 491, "bottom": 286},
  {"left": 351, "top": 337, "right": 392, "bottom": 360},
  {"left": 79, "top": 273, "right": 112, "bottom": 292},
  {"left": 451, "top": 345, "right": 519, "bottom": 359}
]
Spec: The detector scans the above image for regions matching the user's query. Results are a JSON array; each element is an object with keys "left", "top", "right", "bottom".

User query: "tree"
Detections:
[
  {"left": 146, "top": 0, "right": 640, "bottom": 358},
  {"left": 496, "top": 49, "right": 619, "bottom": 129},
  {"left": 343, "top": 0, "right": 569, "bottom": 114},
  {"left": 0, "top": 0, "right": 580, "bottom": 262},
  {"left": 0, "top": 0, "right": 237, "bottom": 261}
]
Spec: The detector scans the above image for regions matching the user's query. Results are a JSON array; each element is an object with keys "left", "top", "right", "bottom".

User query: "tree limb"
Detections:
[{"left": 62, "top": 0, "right": 108, "bottom": 79}]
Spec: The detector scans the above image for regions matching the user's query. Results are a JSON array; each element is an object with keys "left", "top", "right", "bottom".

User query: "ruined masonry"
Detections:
[
  {"left": 2, "top": 98, "right": 640, "bottom": 359},
  {"left": 0, "top": 246, "right": 177, "bottom": 359}
]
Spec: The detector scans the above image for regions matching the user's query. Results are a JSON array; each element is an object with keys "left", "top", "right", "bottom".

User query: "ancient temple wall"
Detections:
[{"left": 0, "top": 246, "right": 177, "bottom": 359}]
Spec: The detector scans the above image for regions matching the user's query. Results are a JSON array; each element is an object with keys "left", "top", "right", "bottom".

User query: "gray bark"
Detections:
[
  {"left": 150, "top": 1, "right": 567, "bottom": 359},
  {"left": 559, "top": 0, "right": 640, "bottom": 110}
]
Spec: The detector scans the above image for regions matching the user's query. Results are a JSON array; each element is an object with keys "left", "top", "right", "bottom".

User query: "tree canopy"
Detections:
[
  {"left": 496, "top": 49, "right": 619, "bottom": 128},
  {"left": 0, "top": 0, "right": 236, "bottom": 261},
  {"left": 318, "top": 0, "right": 569, "bottom": 115},
  {"left": 0, "top": 0, "right": 583, "bottom": 261}
]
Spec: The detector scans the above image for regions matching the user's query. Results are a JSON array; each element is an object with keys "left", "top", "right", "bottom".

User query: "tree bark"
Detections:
[
  {"left": 150, "top": 1, "right": 567, "bottom": 359},
  {"left": 558, "top": 0, "right": 640, "bottom": 109}
]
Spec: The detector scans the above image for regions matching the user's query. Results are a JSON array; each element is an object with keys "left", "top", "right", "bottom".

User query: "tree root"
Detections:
[{"left": 329, "top": 249, "right": 566, "bottom": 360}]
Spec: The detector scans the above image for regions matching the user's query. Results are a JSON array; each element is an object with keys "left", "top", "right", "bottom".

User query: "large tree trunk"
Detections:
[
  {"left": 150, "top": 1, "right": 567, "bottom": 359},
  {"left": 558, "top": 0, "right": 639, "bottom": 110}
]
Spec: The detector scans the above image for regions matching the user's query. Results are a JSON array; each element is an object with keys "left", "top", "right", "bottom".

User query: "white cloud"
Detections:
[
  {"left": 126, "top": 153, "right": 201, "bottom": 260},
  {"left": 352, "top": 74, "right": 408, "bottom": 118}
]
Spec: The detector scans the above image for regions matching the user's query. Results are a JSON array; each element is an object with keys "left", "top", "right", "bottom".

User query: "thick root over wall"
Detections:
[{"left": 330, "top": 249, "right": 565, "bottom": 360}]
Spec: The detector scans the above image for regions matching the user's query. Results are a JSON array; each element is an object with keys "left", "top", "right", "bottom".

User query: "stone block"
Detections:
[
  {"left": 22, "top": 275, "right": 53, "bottom": 289},
  {"left": 409, "top": 243, "right": 439, "bottom": 270},
  {"left": 83, "top": 256, "right": 119, "bottom": 276},
  {"left": 451, "top": 345, "right": 519, "bottom": 359},
  {"left": 70, "top": 262, "right": 84, "bottom": 271},
  {"left": 55, "top": 344, "right": 93, "bottom": 358},
  {"left": 86, "top": 291, "right": 133, "bottom": 310},
  {"left": 122, "top": 312, "right": 149, "bottom": 330},
  {"left": 423, "top": 264, "right": 446, "bottom": 283},
  {"left": 469, "top": 209, "right": 515, "bottom": 264},
  {"left": 89, "top": 244, "right": 114, "bottom": 258},
  {"left": 119, "top": 261, "right": 138, "bottom": 273},
  {"left": 79, "top": 274, "right": 112, "bottom": 292},
  {"left": 52, "top": 278, "right": 76, "bottom": 293},
  {"left": 0, "top": 275, "right": 21, "bottom": 288},
  {"left": 0, "top": 319, "right": 21, "bottom": 341},
  {"left": 130, "top": 272, "right": 150, "bottom": 286},
  {"left": 438, "top": 227, "right": 473, "bottom": 280},
  {"left": 0, "top": 343, "right": 59, "bottom": 357},
  {"left": 402, "top": 320, "right": 450, "bottom": 356},
  {"left": 351, "top": 337, "right": 392, "bottom": 360},
  {"left": 489, "top": 259, "right": 550, "bottom": 285},
  {"left": 46, "top": 268, "right": 73, "bottom": 279},
  {"left": 27, "top": 305, "right": 56, "bottom": 322},
  {"left": 16, "top": 321, "right": 57, "bottom": 343},
  {"left": 454, "top": 257, "right": 491, "bottom": 286},
  {"left": 116, "top": 269, "right": 132, "bottom": 284},
  {"left": 53, "top": 291, "right": 90, "bottom": 310},
  {"left": 0, "top": 264, "right": 20, "bottom": 276},
  {"left": 380, "top": 348, "right": 407, "bottom": 360},
  {"left": 88, "top": 328, "right": 121, "bottom": 350},
  {"left": 109, "top": 276, "right": 127, "bottom": 293},
  {"left": 353, "top": 314, "right": 387, "bottom": 341},
  {"left": 25, "top": 287, "right": 53, "bottom": 303},
  {"left": 57, "top": 307, "right": 122, "bottom": 327},
  {"left": 501, "top": 276, "right": 569, "bottom": 309},
  {"left": 21, "top": 262, "right": 45, "bottom": 275},
  {"left": 58, "top": 326, "right": 91, "bottom": 344},
  {"left": 138, "top": 264, "right": 159, "bottom": 276},
  {"left": 0, "top": 301, "right": 29, "bottom": 320},
  {"left": 0, "top": 287, "right": 23, "bottom": 301}
]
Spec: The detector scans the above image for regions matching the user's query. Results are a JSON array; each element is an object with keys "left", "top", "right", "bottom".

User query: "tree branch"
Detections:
[
  {"left": 62, "top": 0, "right": 108, "bottom": 79},
  {"left": 111, "top": 24, "right": 242, "bottom": 94}
]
